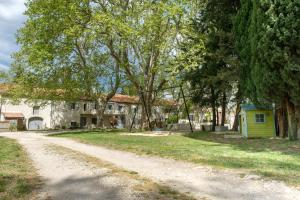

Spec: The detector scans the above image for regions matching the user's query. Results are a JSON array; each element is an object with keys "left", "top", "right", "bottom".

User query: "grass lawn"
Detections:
[
  {"left": 54, "top": 131, "right": 300, "bottom": 187},
  {"left": 0, "top": 137, "right": 41, "bottom": 200}
]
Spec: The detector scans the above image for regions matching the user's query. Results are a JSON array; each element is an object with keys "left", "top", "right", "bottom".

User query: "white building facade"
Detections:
[{"left": 0, "top": 94, "right": 172, "bottom": 131}]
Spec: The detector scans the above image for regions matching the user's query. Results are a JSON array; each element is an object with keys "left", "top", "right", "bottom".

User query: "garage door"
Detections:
[{"left": 28, "top": 117, "right": 43, "bottom": 130}]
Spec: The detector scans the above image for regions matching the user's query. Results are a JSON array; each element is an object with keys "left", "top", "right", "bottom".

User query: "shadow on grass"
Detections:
[
  {"left": 183, "top": 132, "right": 300, "bottom": 185},
  {"left": 49, "top": 129, "right": 127, "bottom": 137},
  {"left": 185, "top": 131, "right": 300, "bottom": 156}
]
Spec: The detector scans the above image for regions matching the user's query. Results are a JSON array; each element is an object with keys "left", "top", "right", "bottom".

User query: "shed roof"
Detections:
[{"left": 241, "top": 104, "right": 273, "bottom": 111}]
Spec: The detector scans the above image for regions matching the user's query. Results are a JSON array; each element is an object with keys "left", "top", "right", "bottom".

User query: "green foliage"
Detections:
[
  {"left": 12, "top": 0, "right": 197, "bottom": 129},
  {"left": 235, "top": 0, "right": 300, "bottom": 104},
  {"left": 234, "top": 0, "right": 300, "bottom": 140},
  {"left": 175, "top": 0, "right": 240, "bottom": 129},
  {"left": 0, "top": 71, "right": 10, "bottom": 83},
  {"left": 8, "top": 124, "right": 17, "bottom": 132},
  {"left": 167, "top": 115, "right": 179, "bottom": 124},
  {"left": 12, "top": 0, "right": 122, "bottom": 101}
]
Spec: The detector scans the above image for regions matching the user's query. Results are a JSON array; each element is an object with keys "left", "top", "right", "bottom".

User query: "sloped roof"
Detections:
[
  {"left": 0, "top": 84, "right": 12, "bottom": 94},
  {"left": 0, "top": 84, "right": 177, "bottom": 106},
  {"left": 3, "top": 112, "right": 25, "bottom": 118},
  {"left": 110, "top": 94, "right": 139, "bottom": 104},
  {"left": 241, "top": 104, "right": 273, "bottom": 111},
  {"left": 110, "top": 94, "right": 177, "bottom": 106},
  {"left": 154, "top": 99, "right": 177, "bottom": 107}
]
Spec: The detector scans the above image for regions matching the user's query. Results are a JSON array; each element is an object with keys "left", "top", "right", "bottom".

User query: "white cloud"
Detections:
[
  {"left": 0, "top": 0, "right": 26, "bottom": 69},
  {"left": 0, "top": 0, "right": 25, "bottom": 20}
]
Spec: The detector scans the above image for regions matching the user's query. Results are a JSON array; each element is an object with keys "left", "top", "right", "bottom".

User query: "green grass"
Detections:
[
  {"left": 54, "top": 131, "right": 300, "bottom": 187},
  {"left": 0, "top": 137, "right": 41, "bottom": 200}
]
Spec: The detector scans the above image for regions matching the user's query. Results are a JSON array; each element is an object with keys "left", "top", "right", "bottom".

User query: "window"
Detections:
[
  {"left": 94, "top": 102, "right": 98, "bottom": 110},
  {"left": 80, "top": 117, "right": 87, "bottom": 127},
  {"left": 255, "top": 114, "right": 265, "bottom": 123},
  {"left": 33, "top": 106, "right": 40, "bottom": 115},
  {"left": 70, "top": 103, "right": 76, "bottom": 110},
  {"left": 107, "top": 104, "right": 113, "bottom": 110},
  {"left": 83, "top": 103, "right": 87, "bottom": 111},
  {"left": 92, "top": 117, "right": 97, "bottom": 125},
  {"left": 118, "top": 105, "right": 123, "bottom": 112},
  {"left": 70, "top": 122, "right": 77, "bottom": 128}
]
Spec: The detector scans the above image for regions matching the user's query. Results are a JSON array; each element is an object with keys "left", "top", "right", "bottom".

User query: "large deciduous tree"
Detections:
[
  {"left": 92, "top": 0, "right": 192, "bottom": 129},
  {"left": 13, "top": 0, "right": 192, "bottom": 129},
  {"left": 12, "top": 0, "right": 122, "bottom": 127},
  {"left": 235, "top": 0, "right": 300, "bottom": 140}
]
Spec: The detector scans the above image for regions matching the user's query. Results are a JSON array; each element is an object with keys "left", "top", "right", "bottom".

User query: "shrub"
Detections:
[
  {"left": 167, "top": 115, "right": 178, "bottom": 124},
  {"left": 9, "top": 124, "right": 17, "bottom": 132}
]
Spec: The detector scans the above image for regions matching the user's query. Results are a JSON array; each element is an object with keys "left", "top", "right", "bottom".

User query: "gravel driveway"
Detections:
[{"left": 1, "top": 132, "right": 299, "bottom": 200}]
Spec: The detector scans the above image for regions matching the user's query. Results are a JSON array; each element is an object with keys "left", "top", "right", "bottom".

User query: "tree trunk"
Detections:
[
  {"left": 216, "top": 109, "right": 219, "bottom": 126},
  {"left": 221, "top": 92, "right": 226, "bottom": 126},
  {"left": 277, "top": 108, "right": 284, "bottom": 138},
  {"left": 285, "top": 98, "right": 298, "bottom": 141},
  {"left": 212, "top": 104, "right": 216, "bottom": 131},
  {"left": 140, "top": 105, "right": 145, "bottom": 130},
  {"left": 146, "top": 99, "right": 153, "bottom": 129},
  {"left": 96, "top": 90, "right": 119, "bottom": 128},
  {"left": 232, "top": 104, "right": 241, "bottom": 131},
  {"left": 232, "top": 87, "right": 242, "bottom": 131},
  {"left": 96, "top": 101, "right": 108, "bottom": 128},
  {"left": 295, "top": 105, "right": 300, "bottom": 139},
  {"left": 139, "top": 91, "right": 153, "bottom": 130},
  {"left": 97, "top": 109, "right": 105, "bottom": 128},
  {"left": 277, "top": 101, "right": 287, "bottom": 138},
  {"left": 211, "top": 87, "right": 216, "bottom": 132}
]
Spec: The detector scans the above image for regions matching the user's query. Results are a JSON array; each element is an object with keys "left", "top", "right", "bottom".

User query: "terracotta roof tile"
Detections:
[
  {"left": 110, "top": 94, "right": 139, "bottom": 104},
  {"left": 0, "top": 84, "right": 177, "bottom": 106},
  {"left": 111, "top": 94, "right": 177, "bottom": 106},
  {"left": 0, "top": 84, "right": 12, "bottom": 94},
  {"left": 3, "top": 112, "right": 24, "bottom": 118}
]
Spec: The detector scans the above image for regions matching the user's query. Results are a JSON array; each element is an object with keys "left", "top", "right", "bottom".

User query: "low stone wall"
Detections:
[
  {"left": 215, "top": 126, "right": 229, "bottom": 132},
  {"left": 0, "top": 121, "right": 10, "bottom": 131},
  {"left": 168, "top": 123, "right": 194, "bottom": 131}
]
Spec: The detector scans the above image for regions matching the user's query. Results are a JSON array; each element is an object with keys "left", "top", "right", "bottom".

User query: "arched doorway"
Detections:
[{"left": 28, "top": 117, "right": 43, "bottom": 130}]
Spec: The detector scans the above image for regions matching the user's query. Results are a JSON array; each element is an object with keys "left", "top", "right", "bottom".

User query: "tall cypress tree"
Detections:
[{"left": 235, "top": 0, "right": 300, "bottom": 140}]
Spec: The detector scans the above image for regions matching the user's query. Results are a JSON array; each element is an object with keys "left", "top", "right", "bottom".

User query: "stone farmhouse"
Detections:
[{"left": 0, "top": 86, "right": 176, "bottom": 131}]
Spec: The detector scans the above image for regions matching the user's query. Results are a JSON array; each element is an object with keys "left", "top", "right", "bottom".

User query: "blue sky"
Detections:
[{"left": 0, "top": 0, "right": 26, "bottom": 70}]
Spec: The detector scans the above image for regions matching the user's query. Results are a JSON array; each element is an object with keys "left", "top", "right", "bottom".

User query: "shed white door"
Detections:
[
  {"left": 28, "top": 117, "right": 43, "bottom": 130},
  {"left": 242, "top": 114, "right": 247, "bottom": 137}
]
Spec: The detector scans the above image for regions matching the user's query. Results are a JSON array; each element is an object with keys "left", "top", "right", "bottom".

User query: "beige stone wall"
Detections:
[
  {"left": 0, "top": 98, "right": 170, "bottom": 130},
  {"left": 1, "top": 98, "right": 52, "bottom": 129}
]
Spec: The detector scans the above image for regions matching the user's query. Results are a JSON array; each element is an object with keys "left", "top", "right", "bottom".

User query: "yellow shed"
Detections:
[{"left": 239, "top": 104, "right": 275, "bottom": 138}]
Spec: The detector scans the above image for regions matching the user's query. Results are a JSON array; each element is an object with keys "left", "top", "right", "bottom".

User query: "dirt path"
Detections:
[
  {"left": 1, "top": 132, "right": 299, "bottom": 200},
  {"left": 0, "top": 132, "right": 192, "bottom": 200}
]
